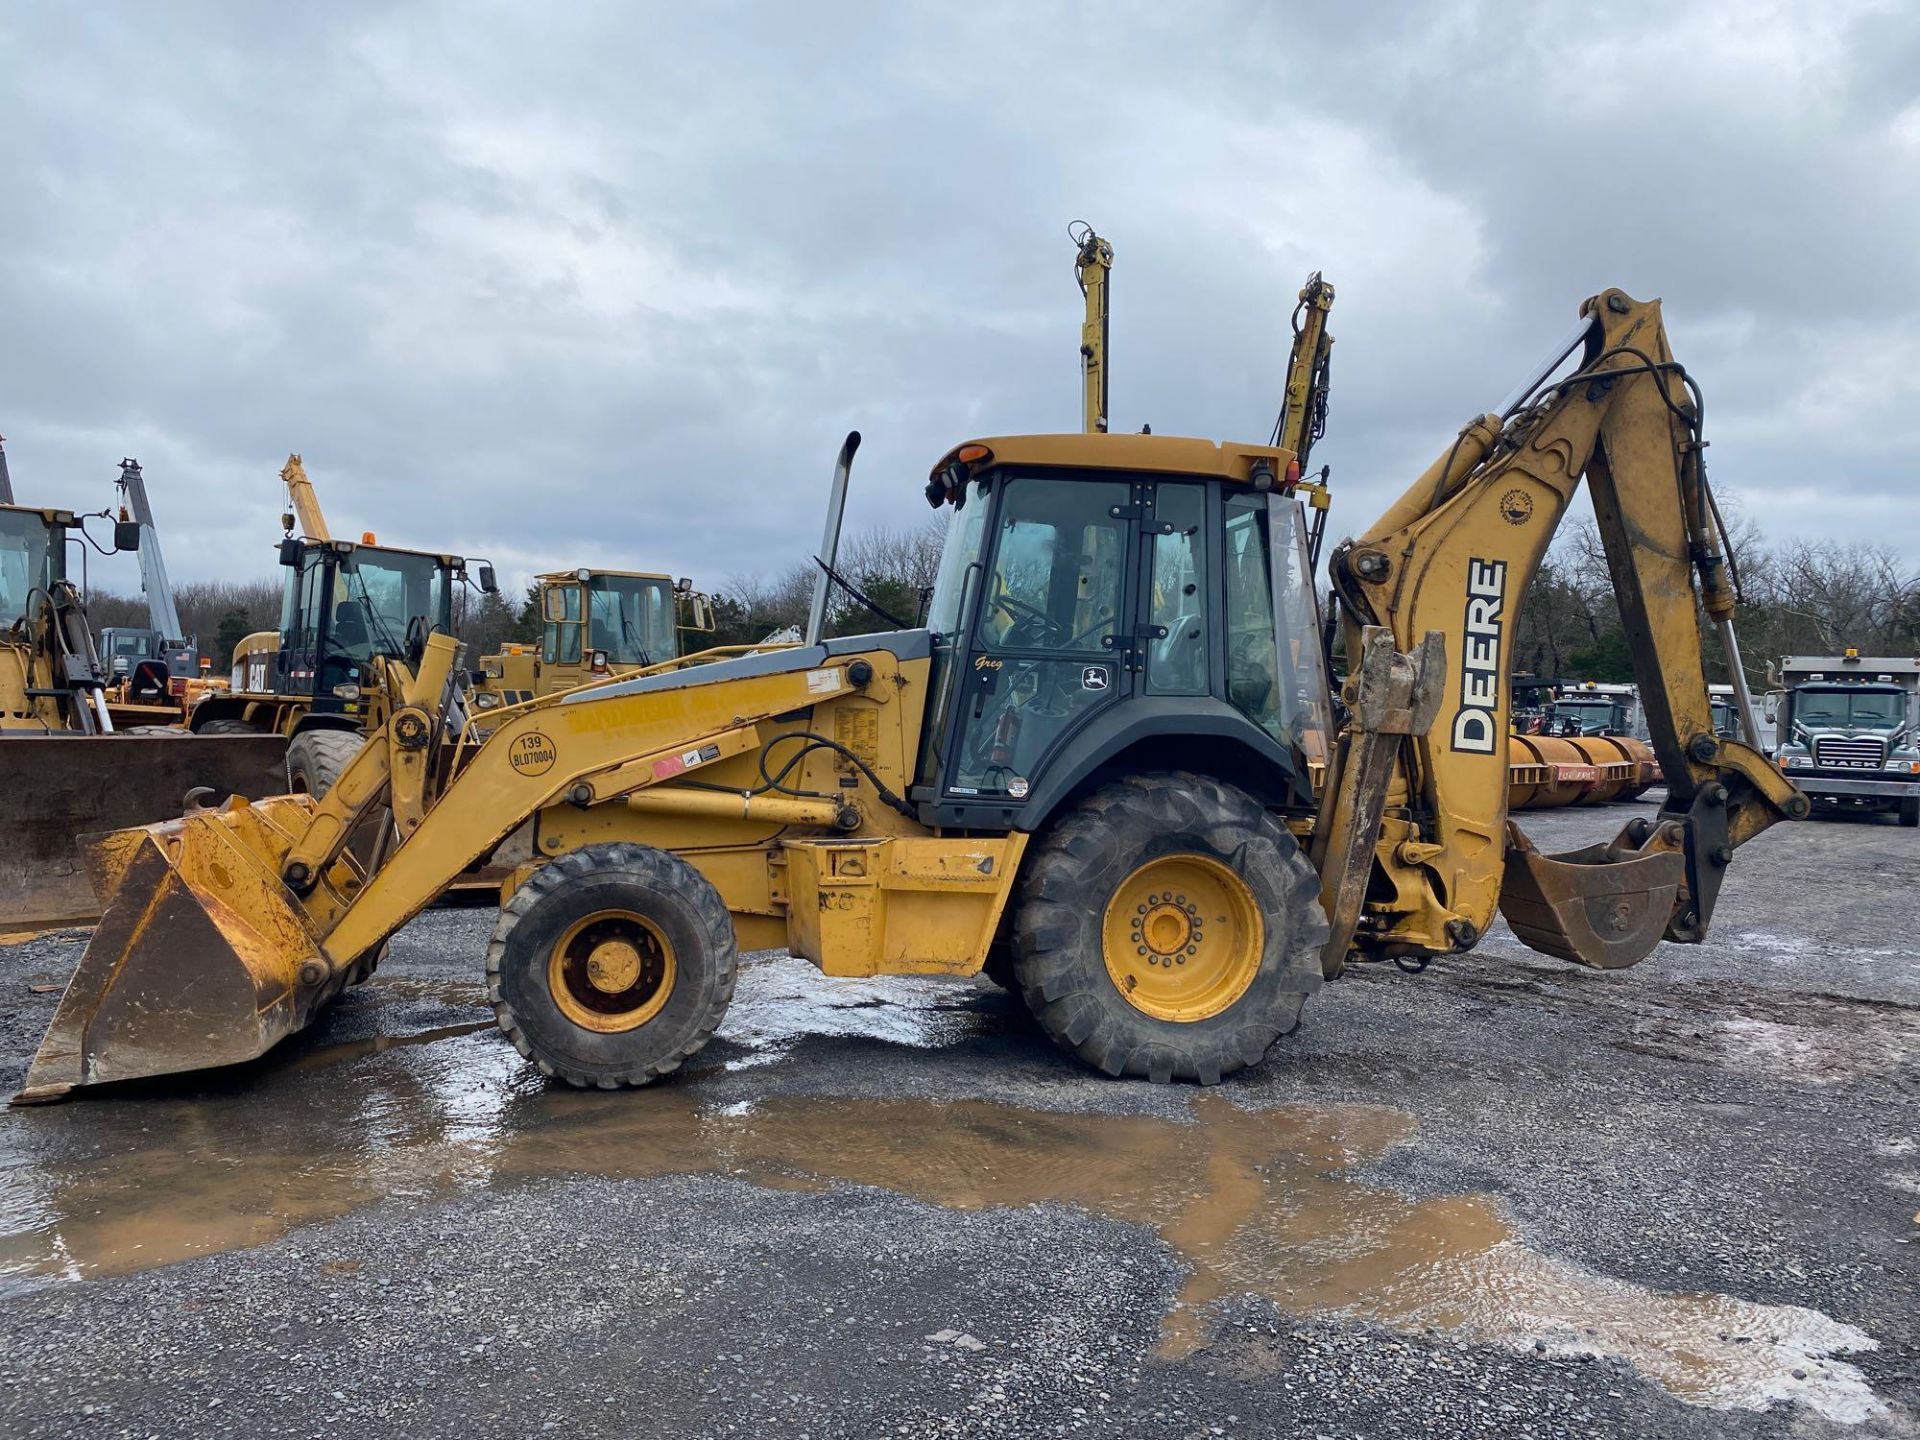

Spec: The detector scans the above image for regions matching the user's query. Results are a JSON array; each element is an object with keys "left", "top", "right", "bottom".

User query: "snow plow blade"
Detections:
[
  {"left": 0, "top": 733, "right": 288, "bottom": 932},
  {"left": 14, "top": 793, "right": 349, "bottom": 1103}
]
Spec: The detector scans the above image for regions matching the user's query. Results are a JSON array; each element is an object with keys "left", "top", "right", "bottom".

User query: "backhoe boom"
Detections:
[{"left": 1330, "top": 289, "right": 1805, "bottom": 969}]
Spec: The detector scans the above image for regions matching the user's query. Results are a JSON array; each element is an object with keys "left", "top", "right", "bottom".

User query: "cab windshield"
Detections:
[
  {"left": 1554, "top": 698, "right": 1623, "bottom": 733},
  {"left": 588, "top": 575, "right": 677, "bottom": 665},
  {"left": 1792, "top": 687, "right": 1904, "bottom": 730},
  {"left": 336, "top": 548, "right": 450, "bottom": 660},
  {"left": 0, "top": 509, "right": 59, "bottom": 626},
  {"left": 109, "top": 631, "right": 158, "bottom": 659}
]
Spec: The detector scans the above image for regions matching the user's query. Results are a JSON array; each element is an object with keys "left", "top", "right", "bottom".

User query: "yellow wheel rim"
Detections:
[
  {"left": 1101, "top": 855, "right": 1263, "bottom": 1022},
  {"left": 547, "top": 909, "right": 677, "bottom": 1033}
]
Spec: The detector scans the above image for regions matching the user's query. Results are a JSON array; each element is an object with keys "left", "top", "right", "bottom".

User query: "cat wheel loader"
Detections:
[
  {"left": 18, "top": 290, "right": 1807, "bottom": 1100},
  {"left": 188, "top": 455, "right": 498, "bottom": 798},
  {"left": 0, "top": 476, "right": 286, "bottom": 931}
]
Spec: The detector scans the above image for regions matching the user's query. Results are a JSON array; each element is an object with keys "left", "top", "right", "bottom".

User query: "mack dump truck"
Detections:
[
  {"left": 19, "top": 289, "right": 1806, "bottom": 1100},
  {"left": 1770, "top": 653, "right": 1920, "bottom": 825}
]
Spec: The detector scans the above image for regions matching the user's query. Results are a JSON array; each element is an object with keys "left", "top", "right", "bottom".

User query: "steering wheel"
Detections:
[
  {"left": 405, "top": 615, "right": 429, "bottom": 668},
  {"left": 992, "top": 594, "right": 1066, "bottom": 646}
]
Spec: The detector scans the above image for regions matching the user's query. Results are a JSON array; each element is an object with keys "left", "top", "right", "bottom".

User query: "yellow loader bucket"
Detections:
[
  {"left": 15, "top": 794, "right": 344, "bottom": 1103},
  {"left": 0, "top": 732, "right": 288, "bottom": 931}
]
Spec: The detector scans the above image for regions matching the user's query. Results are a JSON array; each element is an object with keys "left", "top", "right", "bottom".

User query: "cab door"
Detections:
[{"left": 942, "top": 475, "right": 1139, "bottom": 803}]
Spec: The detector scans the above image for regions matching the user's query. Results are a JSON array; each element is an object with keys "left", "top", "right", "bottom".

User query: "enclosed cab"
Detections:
[
  {"left": 193, "top": 535, "right": 466, "bottom": 738},
  {"left": 1770, "top": 653, "right": 1920, "bottom": 826},
  {"left": 1, "top": 504, "right": 89, "bottom": 732},
  {"left": 472, "top": 569, "right": 717, "bottom": 710},
  {"left": 1545, "top": 681, "right": 1643, "bottom": 739},
  {"left": 913, "top": 434, "right": 1331, "bottom": 829}
]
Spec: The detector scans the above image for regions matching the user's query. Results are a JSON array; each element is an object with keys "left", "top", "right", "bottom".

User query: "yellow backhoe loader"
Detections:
[
  {"left": 18, "top": 290, "right": 1806, "bottom": 1100},
  {"left": 0, "top": 450, "right": 286, "bottom": 931},
  {"left": 188, "top": 455, "right": 498, "bottom": 797}
]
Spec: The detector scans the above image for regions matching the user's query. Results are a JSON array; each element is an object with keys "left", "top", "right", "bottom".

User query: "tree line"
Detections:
[
  {"left": 82, "top": 513, "right": 1914, "bottom": 684},
  {"left": 1510, "top": 519, "right": 1920, "bottom": 684}
]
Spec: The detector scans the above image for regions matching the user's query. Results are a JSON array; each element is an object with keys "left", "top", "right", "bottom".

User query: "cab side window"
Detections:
[
  {"left": 1145, "top": 483, "right": 1208, "bottom": 695},
  {"left": 543, "top": 586, "right": 584, "bottom": 665},
  {"left": 1223, "top": 494, "right": 1284, "bottom": 740},
  {"left": 954, "top": 477, "right": 1130, "bottom": 796},
  {"left": 974, "top": 479, "right": 1127, "bottom": 654}
]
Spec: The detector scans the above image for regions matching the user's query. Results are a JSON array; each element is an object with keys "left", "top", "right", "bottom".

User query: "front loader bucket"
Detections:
[
  {"left": 1498, "top": 822, "right": 1685, "bottom": 970},
  {"left": 0, "top": 733, "right": 288, "bottom": 933},
  {"left": 15, "top": 795, "right": 340, "bottom": 1103}
]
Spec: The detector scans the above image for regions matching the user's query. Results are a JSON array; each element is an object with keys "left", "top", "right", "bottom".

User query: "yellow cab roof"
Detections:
[
  {"left": 536, "top": 569, "right": 674, "bottom": 584},
  {"left": 930, "top": 433, "right": 1297, "bottom": 488}
]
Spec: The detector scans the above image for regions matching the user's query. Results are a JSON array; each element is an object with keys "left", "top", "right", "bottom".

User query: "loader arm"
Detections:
[{"left": 1328, "top": 289, "right": 1805, "bottom": 970}]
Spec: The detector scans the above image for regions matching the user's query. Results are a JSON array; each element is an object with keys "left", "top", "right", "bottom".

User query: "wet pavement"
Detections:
[{"left": 0, "top": 803, "right": 1915, "bottom": 1438}]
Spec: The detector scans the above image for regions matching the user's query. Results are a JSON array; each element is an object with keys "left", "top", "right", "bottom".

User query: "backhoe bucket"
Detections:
[
  {"left": 15, "top": 795, "right": 341, "bottom": 1103},
  {"left": 0, "top": 733, "right": 288, "bottom": 932},
  {"left": 1498, "top": 822, "right": 1685, "bottom": 970}
]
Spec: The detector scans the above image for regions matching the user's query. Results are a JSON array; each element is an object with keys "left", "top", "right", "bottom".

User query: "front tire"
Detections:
[
  {"left": 1899, "top": 797, "right": 1919, "bottom": 828},
  {"left": 487, "top": 842, "right": 738, "bottom": 1088},
  {"left": 196, "top": 717, "right": 263, "bottom": 736},
  {"left": 1012, "top": 772, "right": 1326, "bottom": 1085},
  {"left": 287, "top": 729, "right": 365, "bottom": 797}
]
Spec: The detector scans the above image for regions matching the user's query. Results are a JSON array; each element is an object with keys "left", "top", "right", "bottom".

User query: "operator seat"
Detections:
[{"left": 333, "top": 600, "right": 370, "bottom": 653}]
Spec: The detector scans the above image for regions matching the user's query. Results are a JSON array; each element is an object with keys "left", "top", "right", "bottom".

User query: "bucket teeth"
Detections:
[{"left": 15, "top": 810, "right": 336, "bottom": 1102}]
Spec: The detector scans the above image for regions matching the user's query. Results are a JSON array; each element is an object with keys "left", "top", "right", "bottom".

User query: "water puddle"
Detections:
[{"left": 0, "top": 1056, "right": 1884, "bottom": 1422}]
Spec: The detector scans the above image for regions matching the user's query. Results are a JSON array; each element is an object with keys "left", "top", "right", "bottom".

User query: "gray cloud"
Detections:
[{"left": 3, "top": 0, "right": 1915, "bottom": 603}]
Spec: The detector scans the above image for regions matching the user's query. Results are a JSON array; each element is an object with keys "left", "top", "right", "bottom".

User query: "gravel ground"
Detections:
[{"left": 0, "top": 801, "right": 1914, "bottom": 1438}]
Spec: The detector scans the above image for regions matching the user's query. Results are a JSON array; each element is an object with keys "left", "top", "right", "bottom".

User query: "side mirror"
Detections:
[
  {"left": 544, "top": 587, "right": 571, "bottom": 622},
  {"left": 114, "top": 521, "right": 142, "bottom": 552},
  {"left": 478, "top": 563, "right": 498, "bottom": 595},
  {"left": 278, "top": 538, "right": 302, "bottom": 567}
]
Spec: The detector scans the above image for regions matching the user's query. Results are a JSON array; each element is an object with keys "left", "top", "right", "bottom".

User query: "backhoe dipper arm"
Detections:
[{"left": 1329, "top": 289, "right": 1805, "bottom": 969}]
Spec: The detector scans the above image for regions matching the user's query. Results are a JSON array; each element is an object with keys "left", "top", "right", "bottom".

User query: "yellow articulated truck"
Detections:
[{"left": 19, "top": 289, "right": 1805, "bottom": 1099}]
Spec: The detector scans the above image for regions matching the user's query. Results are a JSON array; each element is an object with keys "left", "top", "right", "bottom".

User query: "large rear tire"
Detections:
[
  {"left": 1012, "top": 771, "right": 1326, "bottom": 1085},
  {"left": 196, "top": 717, "right": 262, "bottom": 736},
  {"left": 487, "top": 842, "right": 738, "bottom": 1088},
  {"left": 286, "top": 729, "right": 365, "bottom": 797}
]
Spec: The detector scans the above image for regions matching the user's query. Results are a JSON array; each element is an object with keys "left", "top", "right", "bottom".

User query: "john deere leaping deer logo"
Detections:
[{"left": 508, "top": 731, "right": 558, "bottom": 777}]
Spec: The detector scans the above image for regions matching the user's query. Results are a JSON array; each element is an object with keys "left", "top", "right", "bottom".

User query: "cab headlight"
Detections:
[
  {"left": 332, "top": 683, "right": 361, "bottom": 701},
  {"left": 473, "top": 692, "right": 501, "bottom": 709}
]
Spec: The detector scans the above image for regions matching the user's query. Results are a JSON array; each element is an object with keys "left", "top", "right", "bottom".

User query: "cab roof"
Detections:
[
  {"left": 0, "top": 502, "right": 75, "bottom": 526},
  {"left": 538, "top": 569, "right": 674, "bottom": 584},
  {"left": 305, "top": 536, "right": 466, "bottom": 568},
  {"left": 927, "top": 434, "right": 1297, "bottom": 506}
]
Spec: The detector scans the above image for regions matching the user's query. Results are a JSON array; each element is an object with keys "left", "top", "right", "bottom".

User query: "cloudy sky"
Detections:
[{"left": 3, "top": 0, "right": 1916, "bottom": 602}]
